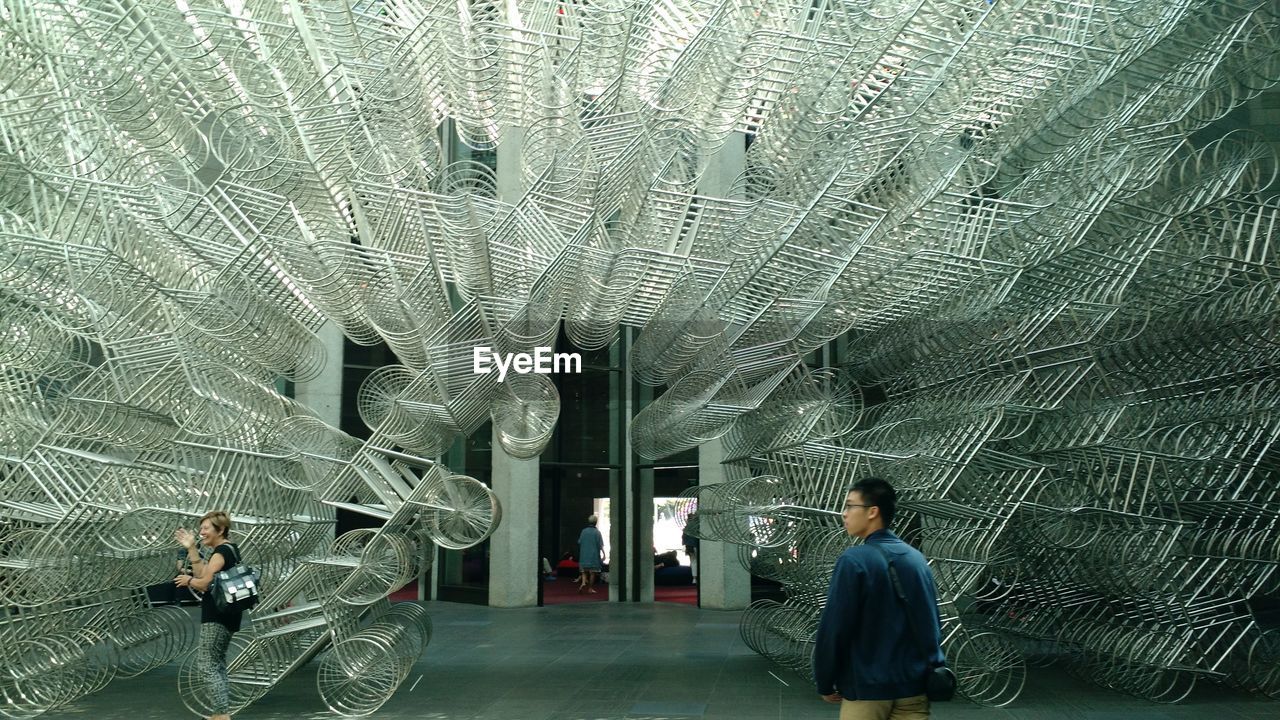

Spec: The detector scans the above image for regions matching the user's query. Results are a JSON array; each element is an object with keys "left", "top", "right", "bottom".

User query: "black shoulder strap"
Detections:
[{"left": 869, "top": 543, "right": 932, "bottom": 661}]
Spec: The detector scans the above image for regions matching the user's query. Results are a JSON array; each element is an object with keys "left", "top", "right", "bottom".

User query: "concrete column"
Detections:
[
  {"left": 487, "top": 124, "right": 540, "bottom": 607},
  {"left": 488, "top": 436, "right": 539, "bottom": 607},
  {"left": 609, "top": 467, "right": 621, "bottom": 601},
  {"left": 701, "top": 131, "right": 747, "bottom": 197},
  {"left": 496, "top": 126, "right": 526, "bottom": 202},
  {"left": 638, "top": 467, "right": 655, "bottom": 602},
  {"left": 694, "top": 132, "right": 751, "bottom": 609},
  {"left": 293, "top": 322, "right": 343, "bottom": 425},
  {"left": 290, "top": 322, "right": 342, "bottom": 603},
  {"left": 697, "top": 438, "right": 750, "bottom": 609}
]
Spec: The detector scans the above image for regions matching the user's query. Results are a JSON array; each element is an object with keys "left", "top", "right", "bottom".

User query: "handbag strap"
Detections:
[
  {"left": 221, "top": 543, "right": 240, "bottom": 569},
  {"left": 868, "top": 542, "right": 935, "bottom": 663}
]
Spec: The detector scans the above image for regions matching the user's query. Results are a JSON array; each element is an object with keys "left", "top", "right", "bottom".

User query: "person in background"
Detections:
[
  {"left": 577, "top": 514, "right": 605, "bottom": 594},
  {"left": 174, "top": 511, "right": 246, "bottom": 720},
  {"left": 682, "top": 522, "right": 700, "bottom": 584},
  {"left": 556, "top": 552, "right": 580, "bottom": 579}
]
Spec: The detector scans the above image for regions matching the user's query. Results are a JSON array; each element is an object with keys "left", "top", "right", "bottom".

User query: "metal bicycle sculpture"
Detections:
[{"left": 2, "top": 0, "right": 1279, "bottom": 717}]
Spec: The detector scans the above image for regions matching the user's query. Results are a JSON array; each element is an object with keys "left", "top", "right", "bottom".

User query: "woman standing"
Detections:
[
  {"left": 174, "top": 511, "right": 244, "bottom": 720},
  {"left": 577, "top": 514, "right": 605, "bottom": 594}
]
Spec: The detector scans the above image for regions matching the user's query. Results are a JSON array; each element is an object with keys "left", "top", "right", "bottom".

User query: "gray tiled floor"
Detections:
[{"left": 61, "top": 601, "right": 1277, "bottom": 719}]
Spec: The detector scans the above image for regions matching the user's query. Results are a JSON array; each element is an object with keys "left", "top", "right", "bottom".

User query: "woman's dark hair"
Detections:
[{"left": 849, "top": 477, "right": 896, "bottom": 528}]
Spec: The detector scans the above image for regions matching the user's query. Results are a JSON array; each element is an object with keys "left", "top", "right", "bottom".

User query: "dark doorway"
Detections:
[{"left": 540, "top": 465, "right": 613, "bottom": 604}]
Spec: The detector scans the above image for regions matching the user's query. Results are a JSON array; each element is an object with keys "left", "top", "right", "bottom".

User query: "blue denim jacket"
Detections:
[{"left": 813, "top": 530, "right": 945, "bottom": 700}]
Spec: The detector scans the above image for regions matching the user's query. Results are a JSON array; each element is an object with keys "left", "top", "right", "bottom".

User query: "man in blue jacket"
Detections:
[{"left": 814, "top": 478, "right": 945, "bottom": 719}]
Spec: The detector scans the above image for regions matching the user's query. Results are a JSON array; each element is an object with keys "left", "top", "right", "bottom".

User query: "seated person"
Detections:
[
  {"left": 653, "top": 550, "right": 693, "bottom": 586},
  {"left": 556, "top": 552, "right": 580, "bottom": 579},
  {"left": 654, "top": 550, "right": 680, "bottom": 570}
]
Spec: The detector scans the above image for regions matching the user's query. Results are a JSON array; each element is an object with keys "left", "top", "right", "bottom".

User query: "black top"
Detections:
[{"left": 201, "top": 543, "right": 243, "bottom": 633}]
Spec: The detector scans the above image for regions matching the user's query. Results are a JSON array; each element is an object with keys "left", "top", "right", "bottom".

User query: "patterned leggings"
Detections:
[{"left": 199, "top": 622, "right": 233, "bottom": 714}]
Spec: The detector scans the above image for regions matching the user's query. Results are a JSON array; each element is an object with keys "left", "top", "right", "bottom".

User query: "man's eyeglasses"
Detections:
[{"left": 845, "top": 504, "right": 876, "bottom": 510}]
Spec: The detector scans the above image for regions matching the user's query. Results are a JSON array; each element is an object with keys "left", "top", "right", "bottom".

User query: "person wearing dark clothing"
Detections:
[
  {"left": 654, "top": 550, "right": 680, "bottom": 569},
  {"left": 577, "top": 514, "right": 605, "bottom": 593},
  {"left": 175, "top": 510, "right": 245, "bottom": 720},
  {"left": 814, "top": 478, "right": 945, "bottom": 720},
  {"left": 682, "top": 526, "right": 699, "bottom": 584},
  {"left": 149, "top": 549, "right": 189, "bottom": 605}
]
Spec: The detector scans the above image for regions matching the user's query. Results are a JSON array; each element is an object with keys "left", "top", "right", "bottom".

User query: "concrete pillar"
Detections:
[
  {"left": 609, "top": 467, "right": 621, "bottom": 601},
  {"left": 293, "top": 322, "right": 343, "bottom": 424},
  {"left": 290, "top": 322, "right": 342, "bottom": 603},
  {"left": 437, "top": 437, "right": 467, "bottom": 598},
  {"left": 496, "top": 126, "right": 526, "bottom": 202},
  {"left": 487, "top": 124, "right": 540, "bottom": 607},
  {"left": 697, "top": 438, "right": 750, "bottom": 609},
  {"left": 638, "top": 467, "right": 655, "bottom": 602},
  {"left": 694, "top": 132, "right": 751, "bottom": 609},
  {"left": 702, "top": 131, "right": 747, "bottom": 197},
  {"left": 488, "top": 438, "right": 539, "bottom": 607},
  {"left": 615, "top": 327, "right": 634, "bottom": 602}
]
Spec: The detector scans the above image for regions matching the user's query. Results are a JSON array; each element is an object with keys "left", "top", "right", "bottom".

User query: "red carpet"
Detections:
[
  {"left": 388, "top": 579, "right": 698, "bottom": 605},
  {"left": 654, "top": 585, "right": 698, "bottom": 605},
  {"left": 390, "top": 582, "right": 419, "bottom": 602},
  {"left": 541, "top": 577, "right": 608, "bottom": 604},
  {"left": 542, "top": 578, "right": 698, "bottom": 605}
]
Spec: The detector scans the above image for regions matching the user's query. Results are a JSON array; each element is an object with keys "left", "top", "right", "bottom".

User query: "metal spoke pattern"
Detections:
[
  {"left": 0, "top": 600, "right": 193, "bottom": 720},
  {"left": 315, "top": 602, "right": 432, "bottom": 716},
  {"left": 2, "top": 0, "right": 1279, "bottom": 716},
  {"left": 490, "top": 373, "right": 561, "bottom": 459}
]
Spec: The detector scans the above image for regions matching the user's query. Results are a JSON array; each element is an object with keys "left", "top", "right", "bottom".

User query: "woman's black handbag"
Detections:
[
  {"left": 871, "top": 545, "right": 957, "bottom": 702},
  {"left": 212, "top": 544, "right": 260, "bottom": 613}
]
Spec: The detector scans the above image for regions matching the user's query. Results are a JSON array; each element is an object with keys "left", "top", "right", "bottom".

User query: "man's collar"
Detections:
[{"left": 865, "top": 528, "right": 897, "bottom": 542}]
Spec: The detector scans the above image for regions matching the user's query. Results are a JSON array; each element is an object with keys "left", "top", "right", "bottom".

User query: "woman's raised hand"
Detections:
[{"left": 175, "top": 528, "right": 196, "bottom": 549}]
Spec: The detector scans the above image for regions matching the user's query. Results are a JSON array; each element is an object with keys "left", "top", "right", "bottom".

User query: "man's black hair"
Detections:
[{"left": 849, "top": 477, "right": 896, "bottom": 528}]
